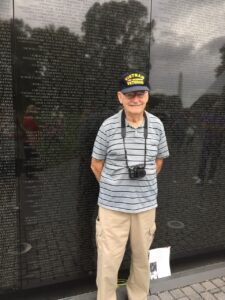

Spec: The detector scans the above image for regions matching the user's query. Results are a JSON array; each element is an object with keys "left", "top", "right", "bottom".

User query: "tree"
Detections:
[
  {"left": 216, "top": 44, "right": 225, "bottom": 77},
  {"left": 81, "top": 0, "right": 154, "bottom": 109},
  {"left": 12, "top": 19, "right": 39, "bottom": 112},
  {"left": 12, "top": 20, "right": 83, "bottom": 113},
  {"left": 0, "top": 19, "right": 13, "bottom": 105},
  {"left": 30, "top": 25, "right": 83, "bottom": 112}
]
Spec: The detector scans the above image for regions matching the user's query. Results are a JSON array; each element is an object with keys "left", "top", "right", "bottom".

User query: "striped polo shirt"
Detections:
[{"left": 92, "top": 110, "right": 169, "bottom": 213}]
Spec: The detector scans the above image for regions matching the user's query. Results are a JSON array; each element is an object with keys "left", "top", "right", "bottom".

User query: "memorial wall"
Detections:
[
  {"left": 0, "top": 0, "right": 19, "bottom": 292},
  {"left": 0, "top": 0, "right": 225, "bottom": 294},
  {"left": 150, "top": 0, "right": 225, "bottom": 259}
]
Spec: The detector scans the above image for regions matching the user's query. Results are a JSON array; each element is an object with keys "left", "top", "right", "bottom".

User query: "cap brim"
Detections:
[{"left": 121, "top": 86, "right": 150, "bottom": 94}]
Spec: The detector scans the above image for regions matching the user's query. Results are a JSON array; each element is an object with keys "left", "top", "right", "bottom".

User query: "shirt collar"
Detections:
[{"left": 118, "top": 109, "right": 146, "bottom": 129}]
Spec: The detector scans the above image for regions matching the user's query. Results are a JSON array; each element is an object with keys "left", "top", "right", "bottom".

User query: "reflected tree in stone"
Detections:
[
  {"left": 82, "top": 0, "right": 153, "bottom": 109},
  {"left": 13, "top": 19, "right": 40, "bottom": 112},
  {"left": 216, "top": 43, "right": 225, "bottom": 78},
  {"left": 30, "top": 25, "right": 83, "bottom": 111},
  {"left": 0, "top": 0, "right": 154, "bottom": 289}
]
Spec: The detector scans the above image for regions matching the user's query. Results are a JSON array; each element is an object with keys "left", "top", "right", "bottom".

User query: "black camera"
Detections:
[{"left": 128, "top": 165, "right": 146, "bottom": 179}]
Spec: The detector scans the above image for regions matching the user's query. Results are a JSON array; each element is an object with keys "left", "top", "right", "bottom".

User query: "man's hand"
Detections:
[
  {"left": 90, "top": 158, "right": 105, "bottom": 182},
  {"left": 155, "top": 159, "right": 163, "bottom": 175}
]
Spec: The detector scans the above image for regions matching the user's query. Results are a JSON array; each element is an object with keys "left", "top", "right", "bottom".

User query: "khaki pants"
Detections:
[{"left": 96, "top": 207, "right": 156, "bottom": 300}]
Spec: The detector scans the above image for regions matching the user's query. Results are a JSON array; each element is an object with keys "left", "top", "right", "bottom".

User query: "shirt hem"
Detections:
[
  {"left": 156, "top": 154, "right": 169, "bottom": 159},
  {"left": 98, "top": 203, "right": 158, "bottom": 214}
]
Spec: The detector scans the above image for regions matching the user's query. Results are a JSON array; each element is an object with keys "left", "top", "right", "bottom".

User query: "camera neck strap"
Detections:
[{"left": 121, "top": 110, "right": 148, "bottom": 169}]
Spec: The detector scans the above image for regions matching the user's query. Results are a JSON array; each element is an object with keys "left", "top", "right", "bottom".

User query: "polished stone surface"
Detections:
[{"left": 1, "top": 0, "right": 225, "bottom": 295}]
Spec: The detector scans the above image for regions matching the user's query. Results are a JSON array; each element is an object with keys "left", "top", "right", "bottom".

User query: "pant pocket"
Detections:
[
  {"left": 147, "top": 222, "right": 156, "bottom": 249},
  {"left": 96, "top": 217, "right": 103, "bottom": 249}
]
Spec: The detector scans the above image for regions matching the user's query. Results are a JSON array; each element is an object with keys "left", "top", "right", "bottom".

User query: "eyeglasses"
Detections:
[{"left": 123, "top": 91, "right": 148, "bottom": 99}]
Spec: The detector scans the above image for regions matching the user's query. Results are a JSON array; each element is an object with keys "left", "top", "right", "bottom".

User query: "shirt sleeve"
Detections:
[
  {"left": 92, "top": 123, "right": 108, "bottom": 160},
  {"left": 157, "top": 122, "right": 169, "bottom": 159}
]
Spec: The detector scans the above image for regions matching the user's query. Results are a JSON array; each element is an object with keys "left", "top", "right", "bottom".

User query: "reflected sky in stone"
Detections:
[
  {"left": 151, "top": 0, "right": 225, "bottom": 107},
  {"left": 1, "top": 0, "right": 225, "bottom": 107},
  {"left": 13, "top": 0, "right": 150, "bottom": 34}
]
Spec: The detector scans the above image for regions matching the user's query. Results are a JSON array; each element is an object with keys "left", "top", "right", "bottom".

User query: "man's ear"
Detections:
[{"left": 117, "top": 92, "right": 123, "bottom": 105}]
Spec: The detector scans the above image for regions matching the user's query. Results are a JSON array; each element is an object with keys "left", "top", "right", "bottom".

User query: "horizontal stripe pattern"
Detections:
[{"left": 92, "top": 110, "right": 169, "bottom": 213}]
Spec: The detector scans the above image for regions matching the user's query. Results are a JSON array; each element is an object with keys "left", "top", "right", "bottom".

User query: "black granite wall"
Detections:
[
  {"left": 0, "top": 0, "right": 19, "bottom": 292},
  {"left": 0, "top": 0, "right": 225, "bottom": 294},
  {"left": 150, "top": 0, "right": 225, "bottom": 259}
]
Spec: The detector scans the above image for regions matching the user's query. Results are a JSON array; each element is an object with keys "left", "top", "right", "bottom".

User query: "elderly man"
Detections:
[{"left": 91, "top": 71, "right": 169, "bottom": 300}]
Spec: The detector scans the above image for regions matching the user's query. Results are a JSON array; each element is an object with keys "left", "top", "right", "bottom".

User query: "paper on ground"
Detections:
[{"left": 149, "top": 247, "right": 171, "bottom": 280}]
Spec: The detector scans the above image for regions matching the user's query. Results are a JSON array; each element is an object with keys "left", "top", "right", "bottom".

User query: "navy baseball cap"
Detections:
[{"left": 119, "top": 71, "right": 150, "bottom": 94}]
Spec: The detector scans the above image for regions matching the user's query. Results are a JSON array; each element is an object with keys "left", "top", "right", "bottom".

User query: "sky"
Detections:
[{"left": 151, "top": 0, "right": 225, "bottom": 107}]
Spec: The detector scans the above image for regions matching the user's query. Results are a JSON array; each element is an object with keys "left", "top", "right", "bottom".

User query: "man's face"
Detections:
[{"left": 117, "top": 90, "right": 149, "bottom": 116}]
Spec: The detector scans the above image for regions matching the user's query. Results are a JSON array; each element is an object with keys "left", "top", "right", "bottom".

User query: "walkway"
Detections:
[{"left": 60, "top": 261, "right": 225, "bottom": 300}]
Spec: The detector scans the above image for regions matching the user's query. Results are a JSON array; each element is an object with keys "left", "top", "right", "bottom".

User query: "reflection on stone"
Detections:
[
  {"left": 151, "top": 0, "right": 225, "bottom": 260},
  {"left": 1, "top": 0, "right": 225, "bottom": 294},
  {"left": 9, "top": 0, "right": 151, "bottom": 290},
  {"left": 0, "top": 15, "right": 19, "bottom": 291},
  {"left": 23, "top": 104, "right": 41, "bottom": 180},
  {"left": 195, "top": 98, "right": 225, "bottom": 184},
  {"left": 167, "top": 220, "right": 185, "bottom": 229}
]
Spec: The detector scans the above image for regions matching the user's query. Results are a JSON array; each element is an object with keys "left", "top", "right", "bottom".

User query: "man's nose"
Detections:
[{"left": 131, "top": 96, "right": 141, "bottom": 101}]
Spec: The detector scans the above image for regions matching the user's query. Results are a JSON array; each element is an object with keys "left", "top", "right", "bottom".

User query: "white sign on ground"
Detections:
[{"left": 149, "top": 247, "right": 171, "bottom": 280}]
